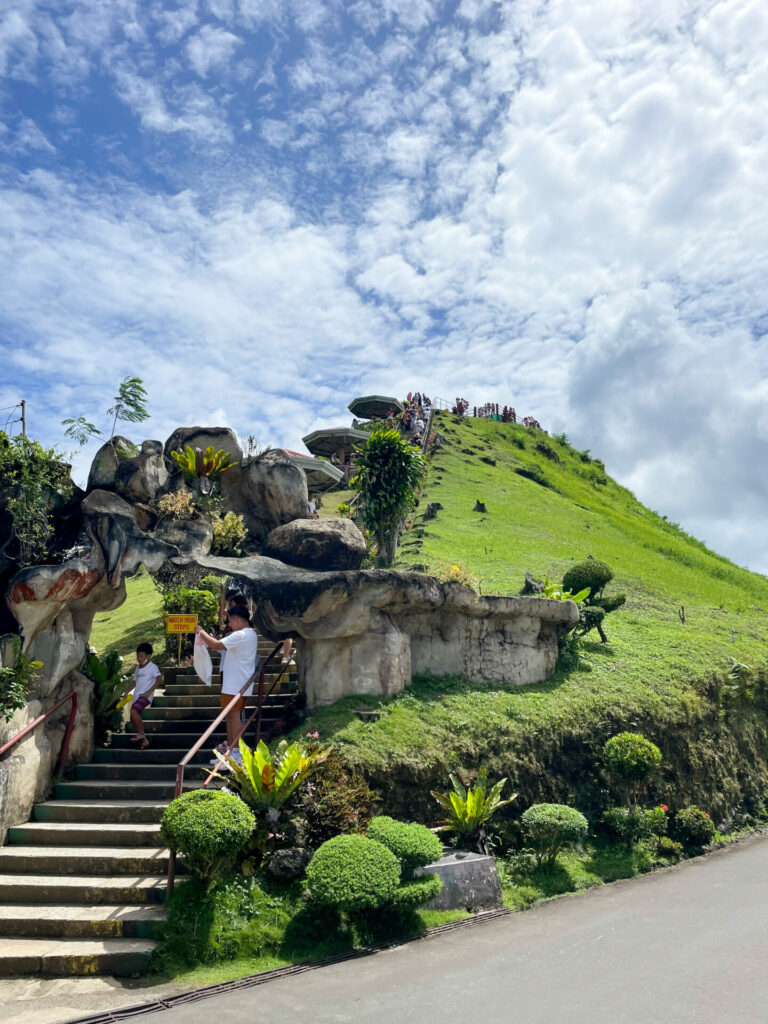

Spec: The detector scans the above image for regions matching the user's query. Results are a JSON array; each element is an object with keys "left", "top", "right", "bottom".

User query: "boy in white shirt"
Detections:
[{"left": 121, "top": 642, "right": 162, "bottom": 749}]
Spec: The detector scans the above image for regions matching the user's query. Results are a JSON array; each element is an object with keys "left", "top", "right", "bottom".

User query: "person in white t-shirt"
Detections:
[
  {"left": 119, "top": 642, "right": 162, "bottom": 749},
  {"left": 195, "top": 606, "right": 259, "bottom": 759}
]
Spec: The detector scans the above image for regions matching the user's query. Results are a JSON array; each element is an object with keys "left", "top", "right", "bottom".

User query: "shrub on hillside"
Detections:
[
  {"left": 301, "top": 750, "right": 377, "bottom": 847},
  {"left": 603, "top": 805, "right": 667, "bottom": 849},
  {"left": 671, "top": 807, "right": 715, "bottom": 848},
  {"left": 604, "top": 733, "right": 662, "bottom": 789},
  {"left": 367, "top": 816, "right": 443, "bottom": 877},
  {"left": 305, "top": 835, "right": 400, "bottom": 912},
  {"left": 160, "top": 790, "right": 255, "bottom": 885},
  {"left": 514, "top": 465, "right": 550, "bottom": 488},
  {"left": 520, "top": 804, "right": 589, "bottom": 868},
  {"left": 534, "top": 440, "right": 560, "bottom": 463}
]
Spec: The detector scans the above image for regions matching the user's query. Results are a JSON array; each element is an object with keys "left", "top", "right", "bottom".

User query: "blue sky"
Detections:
[{"left": 2, "top": 0, "right": 768, "bottom": 571}]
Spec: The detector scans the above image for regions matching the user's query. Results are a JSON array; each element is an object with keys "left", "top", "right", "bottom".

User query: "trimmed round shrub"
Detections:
[
  {"left": 562, "top": 559, "right": 613, "bottom": 600},
  {"left": 160, "top": 790, "right": 255, "bottom": 885},
  {"left": 520, "top": 803, "right": 589, "bottom": 868},
  {"left": 671, "top": 807, "right": 715, "bottom": 848},
  {"left": 603, "top": 806, "right": 666, "bottom": 849},
  {"left": 390, "top": 873, "right": 443, "bottom": 910},
  {"left": 306, "top": 835, "right": 400, "bottom": 913},
  {"left": 603, "top": 733, "right": 662, "bottom": 784},
  {"left": 367, "top": 816, "right": 443, "bottom": 877}
]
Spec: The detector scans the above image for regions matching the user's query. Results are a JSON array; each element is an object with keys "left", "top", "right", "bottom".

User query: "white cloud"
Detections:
[{"left": 186, "top": 23, "right": 242, "bottom": 77}]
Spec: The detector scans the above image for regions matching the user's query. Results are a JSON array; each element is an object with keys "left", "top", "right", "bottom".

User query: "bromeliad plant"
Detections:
[
  {"left": 431, "top": 768, "right": 516, "bottom": 853},
  {"left": 170, "top": 445, "right": 233, "bottom": 481},
  {"left": 213, "top": 738, "right": 332, "bottom": 866},
  {"left": 218, "top": 738, "right": 332, "bottom": 812},
  {"left": 82, "top": 650, "right": 131, "bottom": 742}
]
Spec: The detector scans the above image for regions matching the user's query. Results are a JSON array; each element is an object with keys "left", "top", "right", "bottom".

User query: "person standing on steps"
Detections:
[
  {"left": 121, "top": 642, "right": 162, "bottom": 749},
  {"left": 195, "top": 605, "right": 258, "bottom": 763}
]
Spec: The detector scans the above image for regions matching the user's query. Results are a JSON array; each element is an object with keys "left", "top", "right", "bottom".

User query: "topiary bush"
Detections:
[
  {"left": 390, "top": 874, "right": 443, "bottom": 910},
  {"left": 603, "top": 732, "right": 662, "bottom": 804},
  {"left": 562, "top": 559, "right": 625, "bottom": 641},
  {"left": 305, "top": 835, "right": 400, "bottom": 913},
  {"left": 671, "top": 807, "right": 715, "bottom": 848},
  {"left": 160, "top": 790, "right": 255, "bottom": 885},
  {"left": 367, "top": 816, "right": 443, "bottom": 877},
  {"left": 520, "top": 803, "right": 589, "bottom": 868}
]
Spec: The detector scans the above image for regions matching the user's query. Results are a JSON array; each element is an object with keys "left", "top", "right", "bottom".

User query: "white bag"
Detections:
[{"left": 194, "top": 634, "right": 213, "bottom": 686}]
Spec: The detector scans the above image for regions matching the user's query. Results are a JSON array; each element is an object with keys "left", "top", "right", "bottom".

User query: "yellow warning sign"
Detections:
[{"left": 165, "top": 614, "right": 198, "bottom": 634}]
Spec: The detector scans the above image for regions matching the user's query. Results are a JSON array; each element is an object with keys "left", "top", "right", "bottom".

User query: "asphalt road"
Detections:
[{"left": 127, "top": 835, "right": 768, "bottom": 1024}]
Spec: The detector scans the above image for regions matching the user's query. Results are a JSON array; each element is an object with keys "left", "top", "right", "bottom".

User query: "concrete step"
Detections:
[
  {"left": 93, "top": 747, "right": 209, "bottom": 765},
  {"left": 153, "top": 690, "right": 297, "bottom": 707},
  {"left": 76, "top": 763, "right": 179, "bottom": 782},
  {"left": 142, "top": 716, "right": 286, "bottom": 734},
  {"left": 0, "top": 903, "right": 164, "bottom": 939},
  {"left": 0, "top": 936, "right": 156, "bottom": 977},
  {"left": 54, "top": 780, "right": 202, "bottom": 801},
  {"left": 34, "top": 800, "right": 167, "bottom": 824},
  {"left": 7, "top": 822, "right": 162, "bottom": 847},
  {"left": 108, "top": 731, "right": 226, "bottom": 749},
  {"left": 0, "top": 845, "right": 172, "bottom": 876},
  {"left": 0, "top": 874, "right": 166, "bottom": 905}
]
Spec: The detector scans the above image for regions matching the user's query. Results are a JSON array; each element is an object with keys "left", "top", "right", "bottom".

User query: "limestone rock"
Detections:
[
  {"left": 164, "top": 426, "right": 243, "bottom": 464},
  {"left": 267, "top": 847, "right": 312, "bottom": 881},
  {"left": 263, "top": 518, "right": 365, "bottom": 571},
  {"left": 221, "top": 450, "right": 307, "bottom": 544},
  {"left": 114, "top": 440, "right": 170, "bottom": 505},
  {"left": 86, "top": 437, "right": 135, "bottom": 493},
  {"left": 424, "top": 502, "right": 443, "bottom": 520}
]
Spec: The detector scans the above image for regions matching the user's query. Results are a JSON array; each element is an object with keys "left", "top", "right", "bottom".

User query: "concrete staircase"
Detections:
[{"left": 0, "top": 642, "right": 299, "bottom": 978}]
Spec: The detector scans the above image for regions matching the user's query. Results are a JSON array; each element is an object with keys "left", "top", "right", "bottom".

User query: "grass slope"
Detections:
[
  {"left": 90, "top": 566, "right": 165, "bottom": 671},
  {"left": 299, "top": 413, "right": 768, "bottom": 822}
]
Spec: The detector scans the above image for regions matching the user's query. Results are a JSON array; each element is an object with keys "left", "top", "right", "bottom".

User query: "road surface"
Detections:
[{"left": 132, "top": 835, "right": 768, "bottom": 1024}]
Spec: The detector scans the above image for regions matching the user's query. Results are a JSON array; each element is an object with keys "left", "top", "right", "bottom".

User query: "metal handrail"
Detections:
[
  {"left": 166, "top": 641, "right": 286, "bottom": 895},
  {"left": 0, "top": 690, "right": 78, "bottom": 776},
  {"left": 200, "top": 645, "right": 293, "bottom": 790}
]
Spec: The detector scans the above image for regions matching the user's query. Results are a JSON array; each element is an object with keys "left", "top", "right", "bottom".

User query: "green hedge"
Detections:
[
  {"left": 160, "top": 790, "right": 254, "bottom": 884},
  {"left": 306, "top": 835, "right": 400, "bottom": 912},
  {"left": 367, "top": 816, "right": 442, "bottom": 876}
]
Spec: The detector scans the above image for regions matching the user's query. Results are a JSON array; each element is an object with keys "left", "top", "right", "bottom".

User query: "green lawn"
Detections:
[
  {"left": 90, "top": 565, "right": 165, "bottom": 671},
  {"left": 298, "top": 413, "right": 768, "bottom": 822}
]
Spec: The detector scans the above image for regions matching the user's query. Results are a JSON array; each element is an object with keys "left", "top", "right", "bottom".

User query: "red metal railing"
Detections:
[
  {"left": 0, "top": 690, "right": 78, "bottom": 776},
  {"left": 166, "top": 642, "right": 290, "bottom": 895}
]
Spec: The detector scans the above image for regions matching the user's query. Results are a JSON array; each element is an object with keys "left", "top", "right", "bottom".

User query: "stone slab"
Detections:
[{"left": 418, "top": 851, "right": 503, "bottom": 912}]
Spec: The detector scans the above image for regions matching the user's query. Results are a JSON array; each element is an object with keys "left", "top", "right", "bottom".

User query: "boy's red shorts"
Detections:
[{"left": 131, "top": 695, "right": 152, "bottom": 714}]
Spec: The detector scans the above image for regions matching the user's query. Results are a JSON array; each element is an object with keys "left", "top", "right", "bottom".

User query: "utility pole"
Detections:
[{"left": 20, "top": 399, "right": 26, "bottom": 436}]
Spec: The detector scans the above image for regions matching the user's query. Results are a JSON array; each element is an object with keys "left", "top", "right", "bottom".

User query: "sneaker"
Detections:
[{"left": 229, "top": 749, "right": 243, "bottom": 764}]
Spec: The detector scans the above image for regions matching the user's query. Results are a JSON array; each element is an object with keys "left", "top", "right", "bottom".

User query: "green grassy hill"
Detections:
[{"left": 301, "top": 412, "right": 768, "bottom": 823}]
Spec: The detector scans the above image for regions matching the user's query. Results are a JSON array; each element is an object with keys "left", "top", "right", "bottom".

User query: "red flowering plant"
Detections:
[{"left": 671, "top": 806, "right": 716, "bottom": 848}]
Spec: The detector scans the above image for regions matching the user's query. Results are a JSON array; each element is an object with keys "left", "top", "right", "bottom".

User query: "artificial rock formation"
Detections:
[
  {"left": 2, "top": 421, "right": 579, "bottom": 839},
  {"left": 221, "top": 450, "right": 308, "bottom": 545},
  {"left": 263, "top": 518, "right": 366, "bottom": 572},
  {"left": 175, "top": 553, "right": 580, "bottom": 710}
]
